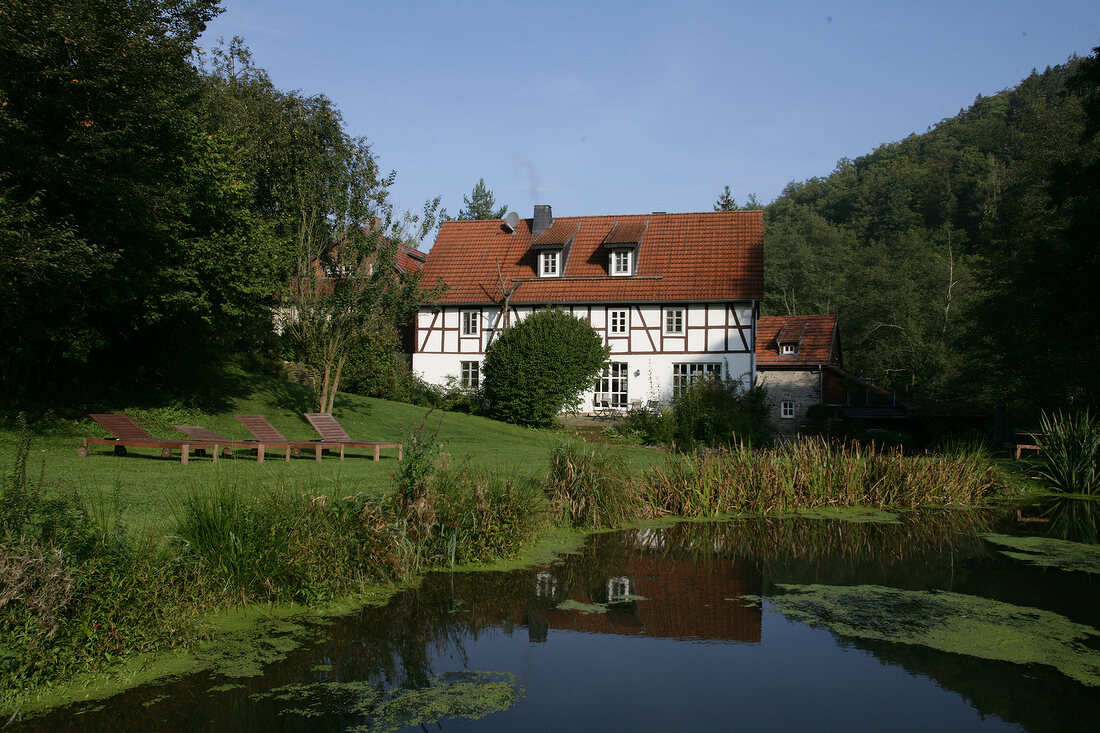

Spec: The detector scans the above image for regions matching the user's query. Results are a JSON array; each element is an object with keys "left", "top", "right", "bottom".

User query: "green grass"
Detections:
[{"left": 0, "top": 370, "right": 661, "bottom": 534}]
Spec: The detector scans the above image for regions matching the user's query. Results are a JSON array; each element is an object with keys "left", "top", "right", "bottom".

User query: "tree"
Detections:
[
  {"left": 714, "top": 186, "right": 763, "bottom": 211},
  {"left": 456, "top": 178, "right": 507, "bottom": 220},
  {"left": 482, "top": 310, "right": 609, "bottom": 428},
  {"left": 0, "top": 0, "right": 222, "bottom": 404}
]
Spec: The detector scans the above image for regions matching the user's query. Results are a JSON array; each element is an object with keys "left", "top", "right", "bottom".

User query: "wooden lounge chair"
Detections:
[
  {"left": 234, "top": 415, "right": 326, "bottom": 461},
  {"left": 303, "top": 413, "right": 403, "bottom": 461},
  {"left": 173, "top": 425, "right": 292, "bottom": 463},
  {"left": 79, "top": 413, "right": 218, "bottom": 465}
]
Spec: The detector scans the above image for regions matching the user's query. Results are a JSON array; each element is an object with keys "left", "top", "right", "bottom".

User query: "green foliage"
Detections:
[
  {"left": 714, "top": 185, "right": 763, "bottom": 211},
  {"left": 761, "top": 52, "right": 1100, "bottom": 408},
  {"left": 456, "top": 178, "right": 507, "bottom": 220},
  {"left": 1036, "top": 411, "right": 1100, "bottom": 495},
  {"left": 669, "top": 379, "right": 771, "bottom": 448},
  {"left": 482, "top": 310, "right": 610, "bottom": 428},
  {"left": 546, "top": 441, "right": 641, "bottom": 527},
  {"left": 642, "top": 440, "right": 1001, "bottom": 517}
]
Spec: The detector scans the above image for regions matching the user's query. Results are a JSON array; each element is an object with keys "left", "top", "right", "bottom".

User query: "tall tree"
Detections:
[
  {"left": 0, "top": 0, "right": 222, "bottom": 404},
  {"left": 457, "top": 178, "right": 507, "bottom": 220},
  {"left": 714, "top": 186, "right": 763, "bottom": 211}
]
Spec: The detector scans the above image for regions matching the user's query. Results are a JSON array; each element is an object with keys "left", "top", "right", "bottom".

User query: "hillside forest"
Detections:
[
  {"left": 1, "top": 0, "right": 1097, "bottom": 416},
  {"left": 755, "top": 50, "right": 1100, "bottom": 414}
]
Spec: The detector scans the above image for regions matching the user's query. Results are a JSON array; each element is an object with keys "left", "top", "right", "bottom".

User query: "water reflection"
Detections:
[
  {"left": 1042, "top": 496, "right": 1100, "bottom": 544},
  {"left": 15, "top": 507, "right": 1100, "bottom": 732}
]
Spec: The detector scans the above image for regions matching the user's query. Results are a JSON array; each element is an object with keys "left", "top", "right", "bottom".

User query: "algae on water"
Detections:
[
  {"left": 795, "top": 507, "right": 900, "bottom": 524},
  {"left": 981, "top": 533, "right": 1100, "bottom": 574},
  {"left": 758, "top": 583, "right": 1100, "bottom": 686},
  {"left": 252, "top": 670, "right": 520, "bottom": 732}
]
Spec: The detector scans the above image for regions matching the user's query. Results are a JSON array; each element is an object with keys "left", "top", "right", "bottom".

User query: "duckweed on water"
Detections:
[
  {"left": 556, "top": 595, "right": 648, "bottom": 615},
  {"left": 981, "top": 533, "right": 1100, "bottom": 574},
  {"left": 757, "top": 584, "right": 1100, "bottom": 686},
  {"left": 252, "top": 670, "right": 520, "bottom": 732},
  {"left": 795, "top": 507, "right": 901, "bottom": 524}
]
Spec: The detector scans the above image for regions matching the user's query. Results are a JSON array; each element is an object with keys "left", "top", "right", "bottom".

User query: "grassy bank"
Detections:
[{"left": 0, "top": 376, "right": 1019, "bottom": 714}]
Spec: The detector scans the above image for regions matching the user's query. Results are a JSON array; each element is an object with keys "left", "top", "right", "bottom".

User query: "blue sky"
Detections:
[{"left": 200, "top": 1, "right": 1099, "bottom": 227}]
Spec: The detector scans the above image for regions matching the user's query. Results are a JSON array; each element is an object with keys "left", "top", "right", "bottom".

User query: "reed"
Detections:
[
  {"left": 546, "top": 440, "right": 644, "bottom": 527},
  {"left": 642, "top": 439, "right": 1000, "bottom": 516}
]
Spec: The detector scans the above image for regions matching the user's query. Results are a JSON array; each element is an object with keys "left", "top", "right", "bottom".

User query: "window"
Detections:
[
  {"left": 540, "top": 251, "right": 560, "bottom": 277},
  {"left": 780, "top": 343, "right": 796, "bottom": 355},
  {"left": 609, "top": 309, "right": 628, "bottom": 335},
  {"left": 781, "top": 401, "right": 796, "bottom": 419},
  {"left": 595, "top": 362, "right": 629, "bottom": 407},
  {"left": 461, "top": 310, "right": 480, "bottom": 336},
  {"left": 611, "top": 249, "right": 632, "bottom": 276},
  {"left": 606, "top": 576, "right": 634, "bottom": 604},
  {"left": 460, "top": 361, "right": 480, "bottom": 389},
  {"left": 664, "top": 308, "right": 684, "bottom": 335},
  {"left": 672, "top": 362, "right": 722, "bottom": 396}
]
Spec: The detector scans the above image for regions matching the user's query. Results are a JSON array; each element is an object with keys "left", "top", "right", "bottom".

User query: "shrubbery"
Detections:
[
  {"left": 482, "top": 310, "right": 609, "bottom": 428},
  {"left": 621, "top": 378, "right": 771, "bottom": 448},
  {"left": 1037, "top": 410, "right": 1100, "bottom": 495}
]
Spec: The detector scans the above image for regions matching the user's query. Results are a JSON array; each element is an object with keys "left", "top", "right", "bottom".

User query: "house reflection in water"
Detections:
[{"left": 523, "top": 529, "right": 762, "bottom": 645}]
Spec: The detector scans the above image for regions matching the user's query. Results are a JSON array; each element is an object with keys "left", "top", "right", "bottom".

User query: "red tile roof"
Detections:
[
  {"left": 756, "top": 314, "right": 840, "bottom": 367},
  {"left": 419, "top": 211, "right": 763, "bottom": 304}
]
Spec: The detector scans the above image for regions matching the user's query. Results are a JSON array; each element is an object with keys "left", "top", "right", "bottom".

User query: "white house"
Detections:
[{"left": 412, "top": 205, "right": 764, "bottom": 409}]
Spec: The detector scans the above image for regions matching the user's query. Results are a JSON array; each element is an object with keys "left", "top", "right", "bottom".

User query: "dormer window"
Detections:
[
  {"left": 780, "top": 343, "right": 796, "bottom": 355},
  {"left": 611, "top": 249, "right": 632, "bottom": 276},
  {"left": 540, "top": 250, "right": 560, "bottom": 277}
]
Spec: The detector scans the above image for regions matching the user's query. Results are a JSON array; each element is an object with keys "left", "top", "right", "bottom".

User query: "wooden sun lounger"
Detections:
[
  {"left": 173, "top": 425, "right": 290, "bottom": 463},
  {"left": 80, "top": 413, "right": 218, "bottom": 465},
  {"left": 303, "top": 413, "right": 403, "bottom": 461},
  {"left": 234, "top": 415, "right": 326, "bottom": 461}
]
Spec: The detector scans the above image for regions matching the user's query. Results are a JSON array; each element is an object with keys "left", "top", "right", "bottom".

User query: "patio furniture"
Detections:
[
  {"left": 79, "top": 413, "right": 218, "bottom": 465},
  {"left": 235, "top": 415, "right": 326, "bottom": 461},
  {"left": 629, "top": 398, "right": 643, "bottom": 411},
  {"left": 173, "top": 425, "right": 301, "bottom": 463},
  {"left": 303, "top": 413, "right": 403, "bottom": 461},
  {"left": 593, "top": 393, "right": 614, "bottom": 419}
]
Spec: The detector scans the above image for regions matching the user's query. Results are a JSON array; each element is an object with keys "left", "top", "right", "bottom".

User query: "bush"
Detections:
[
  {"left": 1037, "top": 410, "right": 1100, "bottom": 495},
  {"left": 482, "top": 309, "right": 609, "bottom": 428}
]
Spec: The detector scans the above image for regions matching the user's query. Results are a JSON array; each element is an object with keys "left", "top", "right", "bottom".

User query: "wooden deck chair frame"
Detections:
[
  {"left": 80, "top": 413, "right": 217, "bottom": 465},
  {"left": 303, "top": 413, "right": 403, "bottom": 461},
  {"left": 234, "top": 415, "right": 327, "bottom": 461}
]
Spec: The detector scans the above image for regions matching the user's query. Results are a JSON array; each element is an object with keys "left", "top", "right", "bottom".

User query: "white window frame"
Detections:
[
  {"left": 611, "top": 249, "right": 632, "bottom": 276},
  {"left": 608, "top": 309, "right": 628, "bottom": 336},
  {"left": 672, "top": 362, "right": 722, "bottom": 396},
  {"left": 540, "top": 250, "right": 560, "bottom": 277},
  {"left": 460, "top": 360, "right": 480, "bottom": 389},
  {"left": 781, "top": 401, "right": 796, "bottom": 419},
  {"left": 664, "top": 307, "right": 685, "bottom": 335},
  {"left": 595, "top": 362, "right": 629, "bottom": 407},
  {"left": 780, "top": 343, "right": 796, "bottom": 355},
  {"left": 461, "top": 310, "right": 480, "bottom": 336}
]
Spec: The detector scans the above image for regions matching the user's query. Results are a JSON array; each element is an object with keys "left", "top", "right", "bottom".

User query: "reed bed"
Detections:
[{"left": 642, "top": 439, "right": 1000, "bottom": 517}]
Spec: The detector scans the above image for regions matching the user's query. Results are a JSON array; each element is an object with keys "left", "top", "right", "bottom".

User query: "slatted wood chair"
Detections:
[
  {"left": 303, "top": 413, "right": 403, "bottom": 462},
  {"left": 593, "top": 393, "right": 614, "bottom": 419},
  {"left": 80, "top": 413, "right": 218, "bottom": 465},
  {"left": 172, "top": 425, "right": 294, "bottom": 463},
  {"left": 234, "top": 415, "right": 325, "bottom": 461}
]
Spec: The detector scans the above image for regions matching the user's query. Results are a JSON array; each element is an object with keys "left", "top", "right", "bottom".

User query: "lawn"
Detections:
[{"left": 0, "top": 370, "right": 662, "bottom": 534}]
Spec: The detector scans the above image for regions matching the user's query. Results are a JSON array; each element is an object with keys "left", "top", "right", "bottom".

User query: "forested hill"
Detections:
[{"left": 762, "top": 49, "right": 1099, "bottom": 412}]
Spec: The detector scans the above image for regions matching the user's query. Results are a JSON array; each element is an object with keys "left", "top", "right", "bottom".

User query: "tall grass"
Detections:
[
  {"left": 546, "top": 440, "right": 642, "bottom": 527},
  {"left": 642, "top": 439, "right": 999, "bottom": 517},
  {"left": 1036, "top": 410, "right": 1100, "bottom": 495}
]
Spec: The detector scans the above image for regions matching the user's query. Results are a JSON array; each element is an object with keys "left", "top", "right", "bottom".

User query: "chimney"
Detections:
[{"left": 532, "top": 204, "right": 553, "bottom": 236}]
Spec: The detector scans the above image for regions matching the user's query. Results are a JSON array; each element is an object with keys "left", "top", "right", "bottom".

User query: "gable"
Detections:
[
  {"left": 419, "top": 210, "right": 763, "bottom": 305},
  {"left": 756, "top": 314, "right": 840, "bottom": 367}
]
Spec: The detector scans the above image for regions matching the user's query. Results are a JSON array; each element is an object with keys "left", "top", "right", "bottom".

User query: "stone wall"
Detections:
[{"left": 756, "top": 369, "right": 821, "bottom": 438}]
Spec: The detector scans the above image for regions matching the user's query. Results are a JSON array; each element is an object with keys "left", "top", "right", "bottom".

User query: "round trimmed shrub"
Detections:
[{"left": 482, "top": 309, "right": 609, "bottom": 428}]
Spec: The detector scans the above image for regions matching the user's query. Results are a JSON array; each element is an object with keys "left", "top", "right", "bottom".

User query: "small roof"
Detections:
[
  {"left": 756, "top": 314, "right": 840, "bottom": 367},
  {"left": 419, "top": 210, "right": 763, "bottom": 305}
]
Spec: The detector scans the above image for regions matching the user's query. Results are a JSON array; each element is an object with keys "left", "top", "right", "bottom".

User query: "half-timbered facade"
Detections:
[{"left": 413, "top": 206, "right": 764, "bottom": 407}]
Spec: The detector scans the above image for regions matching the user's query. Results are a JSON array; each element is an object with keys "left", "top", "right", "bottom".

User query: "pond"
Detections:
[{"left": 14, "top": 500, "right": 1100, "bottom": 732}]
